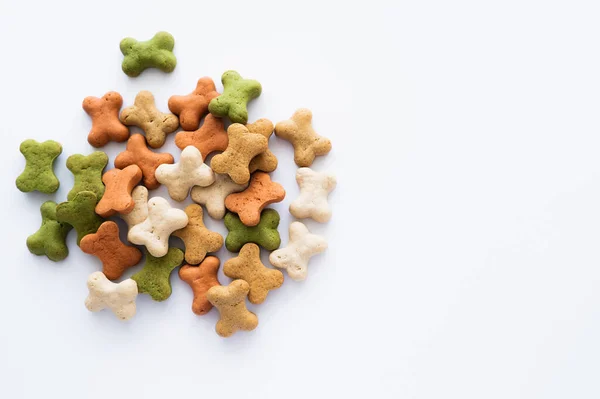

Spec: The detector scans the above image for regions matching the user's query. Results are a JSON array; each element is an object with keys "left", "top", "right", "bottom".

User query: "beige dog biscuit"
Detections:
[
  {"left": 206, "top": 280, "right": 258, "bottom": 337},
  {"left": 120, "top": 186, "right": 148, "bottom": 231},
  {"left": 173, "top": 204, "right": 223, "bottom": 265},
  {"left": 290, "top": 168, "right": 336, "bottom": 223},
  {"left": 190, "top": 173, "right": 248, "bottom": 219},
  {"left": 247, "top": 118, "right": 278, "bottom": 173},
  {"left": 85, "top": 271, "right": 138, "bottom": 321}
]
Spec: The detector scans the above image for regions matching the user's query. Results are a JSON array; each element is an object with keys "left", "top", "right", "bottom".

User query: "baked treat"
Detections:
[
  {"left": 16, "top": 139, "right": 62, "bottom": 194},
  {"left": 179, "top": 256, "right": 221, "bottom": 315},
  {"left": 168, "top": 77, "right": 220, "bottom": 130},
  {"left": 27, "top": 201, "right": 72, "bottom": 262},
  {"left": 173, "top": 205, "right": 223, "bottom": 265},
  {"left": 132, "top": 248, "right": 184, "bottom": 301},
  {"left": 85, "top": 271, "right": 138, "bottom": 321},
  {"left": 247, "top": 118, "right": 277, "bottom": 173},
  {"left": 190, "top": 173, "right": 248, "bottom": 220},
  {"left": 56, "top": 191, "right": 104, "bottom": 245},
  {"left": 206, "top": 280, "right": 258, "bottom": 337},
  {"left": 208, "top": 70, "right": 261, "bottom": 124},
  {"left": 120, "top": 186, "right": 148, "bottom": 232},
  {"left": 120, "top": 32, "right": 176, "bottom": 77},
  {"left": 174, "top": 114, "right": 228, "bottom": 160},
  {"left": 83, "top": 92, "right": 130, "bottom": 147},
  {"left": 66, "top": 152, "right": 108, "bottom": 201},
  {"left": 224, "top": 209, "right": 280, "bottom": 252},
  {"left": 114, "top": 134, "right": 174, "bottom": 189},
  {"left": 225, "top": 172, "right": 285, "bottom": 226},
  {"left": 290, "top": 168, "right": 336, "bottom": 223},
  {"left": 95, "top": 165, "right": 143, "bottom": 218}
]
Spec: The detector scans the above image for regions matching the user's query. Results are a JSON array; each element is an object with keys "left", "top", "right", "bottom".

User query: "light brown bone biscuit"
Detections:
[
  {"left": 173, "top": 204, "right": 223, "bottom": 265},
  {"left": 83, "top": 92, "right": 130, "bottom": 147},
  {"left": 95, "top": 165, "right": 143, "bottom": 218},
  {"left": 174, "top": 114, "right": 228, "bottom": 160},
  {"left": 225, "top": 172, "right": 285, "bottom": 226},
  {"left": 247, "top": 118, "right": 278, "bottom": 173},
  {"left": 179, "top": 256, "right": 221, "bottom": 315},
  {"left": 206, "top": 280, "right": 258, "bottom": 337},
  {"left": 168, "top": 77, "right": 220, "bottom": 131}
]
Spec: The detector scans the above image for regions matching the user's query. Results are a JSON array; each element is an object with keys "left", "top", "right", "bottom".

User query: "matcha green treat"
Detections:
[
  {"left": 120, "top": 31, "right": 177, "bottom": 77},
  {"left": 225, "top": 209, "right": 281, "bottom": 252},
  {"left": 208, "top": 70, "right": 262, "bottom": 124},
  {"left": 132, "top": 248, "right": 184, "bottom": 301},
  {"left": 16, "top": 139, "right": 62, "bottom": 194},
  {"left": 27, "top": 201, "right": 73, "bottom": 262},
  {"left": 56, "top": 191, "right": 104, "bottom": 245},
  {"left": 66, "top": 152, "right": 108, "bottom": 201}
]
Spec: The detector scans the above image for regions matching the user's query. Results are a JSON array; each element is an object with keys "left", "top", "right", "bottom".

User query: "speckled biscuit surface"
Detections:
[
  {"left": 290, "top": 168, "right": 336, "bottom": 223},
  {"left": 16, "top": 139, "right": 62, "bottom": 194},
  {"left": 191, "top": 173, "right": 248, "bottom": 220},
  {"left": 174, "top": 114, "right": 228, "bottom": 160},
  {"left": 179, "top": 256, "right": 221, "bottom": 315},
  {"left": 173, "top": 205, "right": 223, "bottom": 265},
  {"left": 66, "top": 152, "right": 108, "bottom": 201},
  {"left": 80, "top": 221, "right": 142, "bottom": 281},
  {"left": 270, "top": 222, "right": 328, "bottom": 281},
  {"left": 224, "top": 209, "right": 281, "bottom": 252},
  {"left": 56, "top": 191, "right": 104, "bottom": 245},
  {"left": 120, "top": 91, "right": 179, "bottom": 148},
  {"left": 83, "top": 92, "right": 130, "bottom": 147},
  {"left": 120, "top": 186, "right": 148, "bottom": 232},
  {"left": 224, "top": 243, "right": 283, "bottom": 304},
  {"left": 225, "top": 172, "right": 285, "bottom": 226},
  {"left": 210, "top": 124, "right": 268, "bottom": 184},
  {"left": 247, "top": 118, "right": 278, "bottom": 173},
  {"left": 85, "top": 271, "right": 138, "bottom": 321},
  {"left": 155, "top": 146, "right": 215, "bottom": 202},
  {"left": 132, "top": 248, "right": 184, "bottom": 302},
  {"left": 206, "top": 280, "right": 258, "bottom": 337},
  {"left": 27, "top": 201, "right": 73, "bottom": 262},
  {"left": 120, "top": 32, "right": 176, "bottom": 77},
  {"left": 208, "top": 70, "right": 261, "bottom": 124},
  {"left": 274, "top": 108, "right": 332, "bottom": 167},
  {"left": 168, "top": 77, "right": 220, "bottom": 130},
  {"left": 95, "top": 165, "right": 143, "bottom": 218}
]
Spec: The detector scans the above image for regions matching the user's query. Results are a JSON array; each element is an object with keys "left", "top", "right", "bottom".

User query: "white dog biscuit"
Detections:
[
  {"left": 120, "top": 186, "right": 148, "bottom": 231},
  {"left": 191, "top": 173, "right": 248, "bottom": 219},
  {"left": 85, "top": 271, "right": 138, "bottom": 321},
  {"left": 289, "top": 168, "right": 336, "bottom": 223}
]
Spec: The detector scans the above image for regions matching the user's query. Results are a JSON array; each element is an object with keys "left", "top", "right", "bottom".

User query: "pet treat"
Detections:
[
  {"left": 27, "top": 201, "right": 73, "bottom": 262},
  {"left": 56, "top": 191, "right": 104, "bottom": 245},
  {"left": 210, "top": 124, "right": 268, "bottom": 184},
  {"left": 120, "top": 31, "right": 176, "bottom": 77},
  {"left": 274, "top": 108, "right": 332, "bottom": 167},
  {"left": 224, "top": 209, "right": 280, "bottom": 252},
  {"left": 190, "top": 173, "right": 248, "bottom": 220},
  {"left": 128, "top": 197, "right": 189, "bottom": 258},
  {"left": 85, "top": 271, "right": 138, "bottom": 321},
  {"left": 114, "top": 134, "right": 174, "bottom": 189},
  {"left": 95, "top": 165, "right": 143, "bottom": 218},
  {"left": 120, "top": 186, "right": 148, "bottom": 232},
  {"left": 290, "top": 168, "right": 336, "bottom": 223},
  {"left": 206, "top": 280, "right": 258, "bottom": 337},
  {"left": 83, "top": 92, "right": 130, "bottom": 147},
  {"left": 80, "top": 221, "right": 142, "bottom": 280},
  {"left": 120, "top": 91, "right": 179, "bottom": 148},
  {"left": 247, "top": 118, "right": 278, "bottom": 173},
  {"left": 16, "top": 139, "right": 62, "bottom": 194},
  {"left": 174, "top": 114, "right": 228, "bottom": 159},
  {"left": 179, "top": 256, "right": 221, "bottom": 315},
  {"left": 132, "top": 248, "right": 184, "bottom": 301},
  {"left": 223, "top": 243, "right": 283, "bottom": 304},
  {"left": 66, "top": 152, "right": 108, "bottom": 201},
  {"left": 225, "top": 172, "right": 285, "bottom": 226},
  {"left": 168, "top": 77, "right": 220, "bottom": 130},
  {"left": 155, "top": 146, "right": 215, "bottom": 202},
  {"left": 173, "top": 204, "right": 223, "bottom": 265},
  {"left": 270, "top": 222, "right": 328, "bottom": 281},
  {"left": 208, "top": 70, "right": 261, "bottom": 124}
]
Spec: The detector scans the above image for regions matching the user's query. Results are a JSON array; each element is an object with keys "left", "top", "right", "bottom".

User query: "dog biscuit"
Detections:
[
  {"left": 83, "top": 92, "right": 130, "bottom": 147},
  {"left": 224, "top": 209, "right": 281, "bottom": 252},
  {"left": 27, "top": 201, "right": 73, "bottom": 262},
  {"left": 206, "top": 280, "right": 258, "bottom": 337},
  {"left": 85, "top": 271, "right": 138, "bottom": 321},
  {"left": 16, "top": 139, "right": 62, "bottom": 194},
  {"left": 168, "top": 77, "right": 220, "bottom": 130},
  {"left": 95, "top": 165, "right": 143, "bottom": 218},
  {"left": 290, "top": 168, "right": 336, "bottom": 223},
  {"left": 66, "top": 152, "right": 108, "bottom": 201},
  {"left": 208, "top": 70, "right": 261, "bottom": 124},
  {"left": 56, "top": 191, "right": 104, "bottom": 245},
  {"left": 120, "top": 186, "right": 148, "bottom": 231},
  {"left": 190, "top": 173, "right": 248, "bottom": 220},
  {"left": 247, "top": 118, "right": 278, "bottom": 173},
  {"left": 179, "top": 256, "right": 221, "bottom": 315},
  {"left": 132, "top": 248, "right": 184, "bottom": 301},
  {"left": 225, "top": 172, "right": 285, "bottom": 226},
  {"left": 173, "top": 205, "right": 223, "bottom": 265},
  {"left": 174, "top": 114, "right": 228, "bottom": 160},
  {"left": 120, "top": 32, "right": 176, "bottom": 77}
]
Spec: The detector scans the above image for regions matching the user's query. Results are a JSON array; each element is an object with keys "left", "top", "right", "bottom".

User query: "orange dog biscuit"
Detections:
[
  {"left": 173, "top": 204, "right": 223, "bottom": 265},
  {"left": 95, "top": 165, "right": 142, "bottom": 217},
  {"left": 168, "top": 77, "right": 220, "bottom": 131},
  {"left": 179, "top": 256, "right": 221, "bottom": 315},
  {"left": 225, "top": 172, "right": 285, "bottom": 226},
  {"left": 83, "top": 92, "right": 130, "bottom": 148},
  {"left": 174, "top": 114, "right": 228, "bottom": 160}
]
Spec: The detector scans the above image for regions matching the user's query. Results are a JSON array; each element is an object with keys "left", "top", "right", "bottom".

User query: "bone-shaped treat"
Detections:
[
  {"left": 120, "top": 91, "right": 179, "bottom": 149},
  {"left": 132, "top": 248, "right": 184, "bottom": 302},
  {"left": 206, "top": 280, "right": 258, "bottom": 337},
  {"left": 168, "top": 77, "right": 220, "bottom": 130},
  {"left": 120, "top": 31, "right": 176, "bottom": 77},
  {"left": 80, "top": 222, "right": 142, "bottom": 281},
  {"left": 56, "top": 191, "right": 104, "bottom": 245},
  {"left": 190, "top": 173, "right": 248, "bottom": 220},
  {"left": 224, "top": 243, "right": 284, "bottom": 304},
  {"left": 82, "top": 92, "right": 130, "bottom": 147},
  {"left": 16, "top": 139, "right": 62, "bottom": 194},
  {"left": 128, "top": 197, "right": 189, "bottom": 258},
  {"left": 210, "top": 124, "right": 268, "bottom": 184},
  {"left": 270, "top": 222, "right": 328, "bottom": 281},
  {"left": 274, "top": 108, "right": 332, "bottom": 167},
  {"left": 179, "top": 256, "right": 221, "bottom": 315},
  {"left": 27, "top": 201, "right": 73, "bottom": 262},
  {"left": 225, "top": 172, "right": 285, "bottom": 226},
  {"left": 173, "top": 205, "right": 223, "bottom": 265},
  {"left": 120, "top": 186, "right": 148, "bottom": 232},
  {"left": 224, "top": 209, "right": 281, "bottom": 252},
  {"left": 66, "top": 152, "right": 108, "bottom": 201},
  {"left": 290, "top": 168, "right": 337, "bottom": 223},
  {"left": 208, "top": 70, "right": 262, "bottom": 124},
  {"left": 85, "top": 271, "right": 138, "bottom": 321},
  {"left": 155, "top": 146, "right": 215, "bottom": 202},
  {"left": 95, "top": 165, "right": 143, "bottom": 218},
  {"left": 247, "top": 118, "right": 278, "bottom": 173},
  {"left": 174, "top": 114, "right": 228, "bottom": 160},
  {"left": 114, "top": 134, "right": 174, "bottom": 190}
]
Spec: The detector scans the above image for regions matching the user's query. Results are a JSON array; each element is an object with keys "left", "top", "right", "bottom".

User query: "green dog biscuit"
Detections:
[
  {"left": 66, "top": 152, "right": 108, "bottom": 201},
  {"left": 120, "top": 31, "right": 177, "bottom": 77},
  {"left": 56, "top": 191, "right": 104, "bottom": 245},
  {"left": 225, "top": 209, "right": 281, "bottom": 252},
  {"left": 27, "top": 201, "right": 73, "bottom": 262},
  {"left": 16, "top": 139, "right": 62, "bottom": 194},
  {"left": 132, "top": 248, "right": 184, "bottom": 301},
  {"left": 208, "top": 70, "right": 262, "bottom": 124}
]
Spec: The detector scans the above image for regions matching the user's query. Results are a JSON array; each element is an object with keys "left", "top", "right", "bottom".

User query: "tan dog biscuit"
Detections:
[
  {"left": 114, "top": 134, "right": 174, "bottom": 190},
  {"left": 95, "top": 165, "right": 143, "bottom": 218},
  {"left": 168, "top": 77, "right": 220, "bottom": 130},
  {"left": 174, "top": 114, "right": 228, "bottom": 160},
  {"left": 179, "top": 256, "right": 221, "bottom": 315},
  {"left": 210, "top": 124, "right": 268, "bottom": 184},
  {"left": 191, "top": 173, "right": 248, "bottom": 219},
  {"left": 274, "top": 108, "right": 332, "bottom": 167},
  {"left": 223, "top": 243, "right": 283, "bottom": 304},
  {"left": 120, "top": 91, "right": 179, "bottom": 148},
  {"left": 173, "top": 205, "right": 223, "bottom": 265},
  {"left": 247, "top": 118, "right": 278, "bottom": 173},
  {"left": 206, "top": 280, "right": 258, "bottom": 337},
  {"left": 83, "top": 92, "right": 130, "bottom": 148},
  {"left": 225, "top": 172, "right": 285, "bottom": 226}
]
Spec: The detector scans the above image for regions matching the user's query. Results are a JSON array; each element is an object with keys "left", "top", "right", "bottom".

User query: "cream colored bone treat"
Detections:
[
  {"left": 84, "top": 271, "right": 138, "bottom": 321},
  {"left": 155, "top": 146, "right": 215, "bottom": 202},
  {"left": 290, "top": 168, "right": 337, "bottom": 223},
  {"left": 120, "top": 186, "right": 148, "bottom": 232},
  {"left": 128, "top": 197, "right": 189, "bottom": 257},
  {"left": 191, "top": 173, "right": 248, "bottom": 219},
  {"left": 269, "top": 222, "right": 328, "bottom": 281},
  {"left": 206, "top": 280, "right": 258, "bottom": 337}
]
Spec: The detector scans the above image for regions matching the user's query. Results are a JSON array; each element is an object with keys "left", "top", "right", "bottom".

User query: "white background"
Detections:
[{"left": 1, "top": 0, "right": 599, "bottom": 398}]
